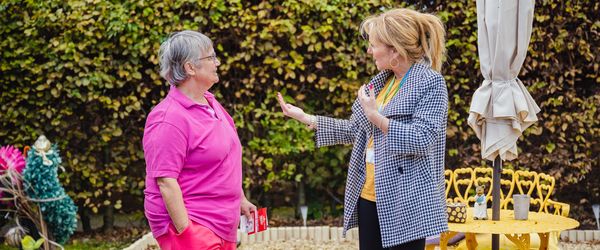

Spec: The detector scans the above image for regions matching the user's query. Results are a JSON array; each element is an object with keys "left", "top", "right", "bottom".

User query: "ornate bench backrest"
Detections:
[
  {"left": 444, "top": 169, "right": 454, "bottom": 203},
  {"left": 451, "top": 168, "right": 475, "bottom": 205},
  {"left": 445, "top": 167, "right": 570, "bottom": 216},
  {"left": 537, "top": 173, "right": 556, "bottom": 213},
  {"left": 499, "top": 168, "right": 516, "bottom": 209}
]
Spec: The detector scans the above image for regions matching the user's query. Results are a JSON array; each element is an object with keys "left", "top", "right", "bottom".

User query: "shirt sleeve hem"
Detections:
[{"left": 147, "top": 170, "right": 180, "bottom": 179}]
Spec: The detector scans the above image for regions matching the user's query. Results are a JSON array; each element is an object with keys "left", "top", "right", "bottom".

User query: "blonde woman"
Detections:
[{"left": 278, "top": 8, "right": 448, "bottom": 250}]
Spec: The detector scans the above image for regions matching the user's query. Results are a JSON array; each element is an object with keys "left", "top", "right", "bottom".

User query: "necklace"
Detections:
[{"left": 377, "top": 65, "right": 413, "bottom": 112}]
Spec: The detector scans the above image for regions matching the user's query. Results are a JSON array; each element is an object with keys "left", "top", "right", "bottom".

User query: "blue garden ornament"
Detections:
[{"left": 22, "top": 135, "right": 78, "bottom": 244}]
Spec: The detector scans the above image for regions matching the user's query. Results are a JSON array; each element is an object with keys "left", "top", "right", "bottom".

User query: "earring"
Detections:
[{"left": 390, "top": 58, "right": 400, "bottom": 68}]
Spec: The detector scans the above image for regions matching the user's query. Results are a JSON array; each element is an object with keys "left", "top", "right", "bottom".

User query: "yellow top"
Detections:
[{"left": 360, "top": 76, "right": 401, "bottom": 201}]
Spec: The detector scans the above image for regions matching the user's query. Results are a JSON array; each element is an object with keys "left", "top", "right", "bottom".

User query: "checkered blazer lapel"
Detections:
[
  {"left": 379, "top": 63, "right": 428, "bottom": 117},
  {"left": 351, "top": 70, "right": 394, "bottom": 136}
]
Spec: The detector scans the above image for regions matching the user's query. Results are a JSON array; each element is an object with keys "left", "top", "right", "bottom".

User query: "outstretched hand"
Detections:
[{"left": 277, "top": 92, "right": 309, "bottom": 124}]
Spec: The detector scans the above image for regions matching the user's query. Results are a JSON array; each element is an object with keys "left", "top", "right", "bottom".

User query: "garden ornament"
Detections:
[
  {"left": 4, "top": 226, "right": 26, "bottom": 248},
  {"left": 593, "top": 204, "right": 600, "bottom": 230},
  {"left": 473, "top": 185, "right": 488, "bottom": 220},
  {"left": 300, "top": 205, "right": 308, "bottom": 227},
  {"left": 23, "top": 135, "right": 78, "bottom": 244},
  {"left": 0, "top": 145, "right": 26, "bottom": 188},
  {"left": 32, "top": 135, "right": 53, "bottom": 166}
]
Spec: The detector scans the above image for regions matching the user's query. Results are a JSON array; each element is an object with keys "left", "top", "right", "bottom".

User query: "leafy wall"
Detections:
[{"left": 1, "top": 0, "right": 597, "bottom": 227}]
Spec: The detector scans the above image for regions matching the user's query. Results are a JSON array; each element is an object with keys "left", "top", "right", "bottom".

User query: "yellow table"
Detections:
[{"left": 439, "top": 208, "right": 579, "bottom": 250}]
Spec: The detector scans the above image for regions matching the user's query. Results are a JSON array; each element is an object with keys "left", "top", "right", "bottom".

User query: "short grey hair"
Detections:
[{"left": 159, "top": 30, "right": 213, "bottom": 86}]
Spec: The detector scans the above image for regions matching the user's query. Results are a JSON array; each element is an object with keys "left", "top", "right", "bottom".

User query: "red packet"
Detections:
[
  {"left": 240, "top": 208, "right": 268, "bottom": 235},
  {"left": 257, "top": 207, "right": 268, "bottom": 232}
]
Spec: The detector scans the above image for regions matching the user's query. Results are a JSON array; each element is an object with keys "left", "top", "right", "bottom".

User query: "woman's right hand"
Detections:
[
  {"left": 157, "top": 177, "right": 190, "bottom": 234},
  {"left": 277, "top": 92, "right": 311, "bottom": 124},
  {"left": 175, "top": 219, "right": 189, "bottom": 234}
]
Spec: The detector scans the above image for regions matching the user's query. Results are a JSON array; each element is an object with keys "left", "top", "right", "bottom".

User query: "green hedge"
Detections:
[{"left": 1, "top": 0, "right": 598, "bottom": 227}]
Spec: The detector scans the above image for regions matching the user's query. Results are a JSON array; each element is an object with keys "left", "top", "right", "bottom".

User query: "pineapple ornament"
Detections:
[{"left": 22, "top": 135, "right": 78, "bottom": 244}]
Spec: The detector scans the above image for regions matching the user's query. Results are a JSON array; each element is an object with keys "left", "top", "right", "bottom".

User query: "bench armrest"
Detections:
[{"left": 545, "top": 199, "right": 570, "bottom": 217}]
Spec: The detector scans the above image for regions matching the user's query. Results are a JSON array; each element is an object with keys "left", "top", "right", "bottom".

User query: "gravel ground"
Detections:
[
  {"left": 557, "top": 242, "right": 600, "bottom": 250},
  {"left": 238, "top": 240, "right": 358, "bottom": 250},
  {"left": 238, "top": 240, "right": 600, "bottom": 250}
]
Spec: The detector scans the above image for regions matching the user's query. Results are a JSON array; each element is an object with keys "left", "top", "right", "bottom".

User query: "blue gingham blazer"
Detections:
[{"left": 314, "top": 63, "right": 449, "bottom": 247}]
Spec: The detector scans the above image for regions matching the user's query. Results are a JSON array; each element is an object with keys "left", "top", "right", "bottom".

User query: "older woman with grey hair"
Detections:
[{"left": 143, "top": 30, "right": 256, "bottom": 250}]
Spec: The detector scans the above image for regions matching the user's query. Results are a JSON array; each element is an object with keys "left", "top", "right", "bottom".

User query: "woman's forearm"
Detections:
[
  {"left": 367, "top": 112, "right": 389, "bottom": 134},
  {"left": 376, "top": 114, "right": 390, "bottom": 134},
  {"left": 299, "top": 113, "right": 314, "bottom": 126},
  {"left": 157, "top": 177, "right": 188, "bottom": 233}
]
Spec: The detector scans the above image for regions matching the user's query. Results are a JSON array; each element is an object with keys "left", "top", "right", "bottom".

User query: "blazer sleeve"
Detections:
[
  {"left": 314, "top": 113, "right": 360, "bottom": 147},
  {"left": 386, "top": 74, "right": 448, "bottom": 156}
]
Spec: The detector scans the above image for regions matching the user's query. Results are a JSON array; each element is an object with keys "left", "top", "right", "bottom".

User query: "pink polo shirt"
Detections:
[{"left": 143, "top": 86, "right": 242, "bottom": 242}]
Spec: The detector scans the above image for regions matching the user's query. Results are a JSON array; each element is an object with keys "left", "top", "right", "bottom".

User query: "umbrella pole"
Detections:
[{"left": 492, "top": 156, "right": 502, "bottom": 250}]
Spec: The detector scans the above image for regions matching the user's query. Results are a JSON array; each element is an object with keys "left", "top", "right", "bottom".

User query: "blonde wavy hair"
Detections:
[{"left": 360, "top": 8, "right": 446, "bottom": 72}]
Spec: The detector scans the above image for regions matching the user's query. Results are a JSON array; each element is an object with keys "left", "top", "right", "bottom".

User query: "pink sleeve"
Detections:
[{"left": 143, "top": 122, "right": 187, "bottom": 179}]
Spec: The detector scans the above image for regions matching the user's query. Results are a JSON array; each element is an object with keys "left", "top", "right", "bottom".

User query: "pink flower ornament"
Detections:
[
  {"left": 0, "top": 145, "right": 26, "bottom": 175},
  {"left": 0, "top": 146, "right": 26, "bottom": 197}
]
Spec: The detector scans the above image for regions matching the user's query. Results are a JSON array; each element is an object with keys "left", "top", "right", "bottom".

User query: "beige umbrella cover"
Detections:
[{"left": 468, "top": 0, "right": 540, "bottom": 161}]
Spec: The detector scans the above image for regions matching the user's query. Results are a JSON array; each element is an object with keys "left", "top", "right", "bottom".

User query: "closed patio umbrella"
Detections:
[
  {"left": 468, "top": 0, "right": 540, "bottom": 162},
  {"left": 467, "top": 1, "right": 539, "bottom": 249}
]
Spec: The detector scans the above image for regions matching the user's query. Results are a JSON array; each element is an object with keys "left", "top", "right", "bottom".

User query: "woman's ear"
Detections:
[
  {"left": 390, "top": 49, "right": 403, "bottom": 64},
  {"left": 184, "top": 62, "right": 196, "bottom": 76}
]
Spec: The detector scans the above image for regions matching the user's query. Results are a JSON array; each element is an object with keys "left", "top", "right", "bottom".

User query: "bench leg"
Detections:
[
  {"left": 505, "top": 233, "right": 530, "bottom": 250},
  {"left": 439, "top": 231, "right": 458, "bottom": 250},
  {"left": 538, "top": 233, "right": 549, "bottom": 250},
  {"left": 465, "top": 233, "right": 478, "bottom": 250}
]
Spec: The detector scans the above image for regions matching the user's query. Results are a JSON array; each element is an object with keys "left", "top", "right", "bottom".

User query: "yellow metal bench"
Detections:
[
  {"left": 445, "top": 167, "right": 569, "bottom": 215},
  {"left": 427, "top": 167, "right": 571, "bottom": 249}
]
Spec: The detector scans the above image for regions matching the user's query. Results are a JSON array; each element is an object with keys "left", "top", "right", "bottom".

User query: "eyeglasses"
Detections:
[{"left": 197, "top": 54, "right": 219, "bottom": 64}]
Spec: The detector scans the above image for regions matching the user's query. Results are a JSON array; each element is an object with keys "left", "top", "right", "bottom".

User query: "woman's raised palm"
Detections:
[{"left": 277, "top": 92, "right": 307, "bottom": 122}]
